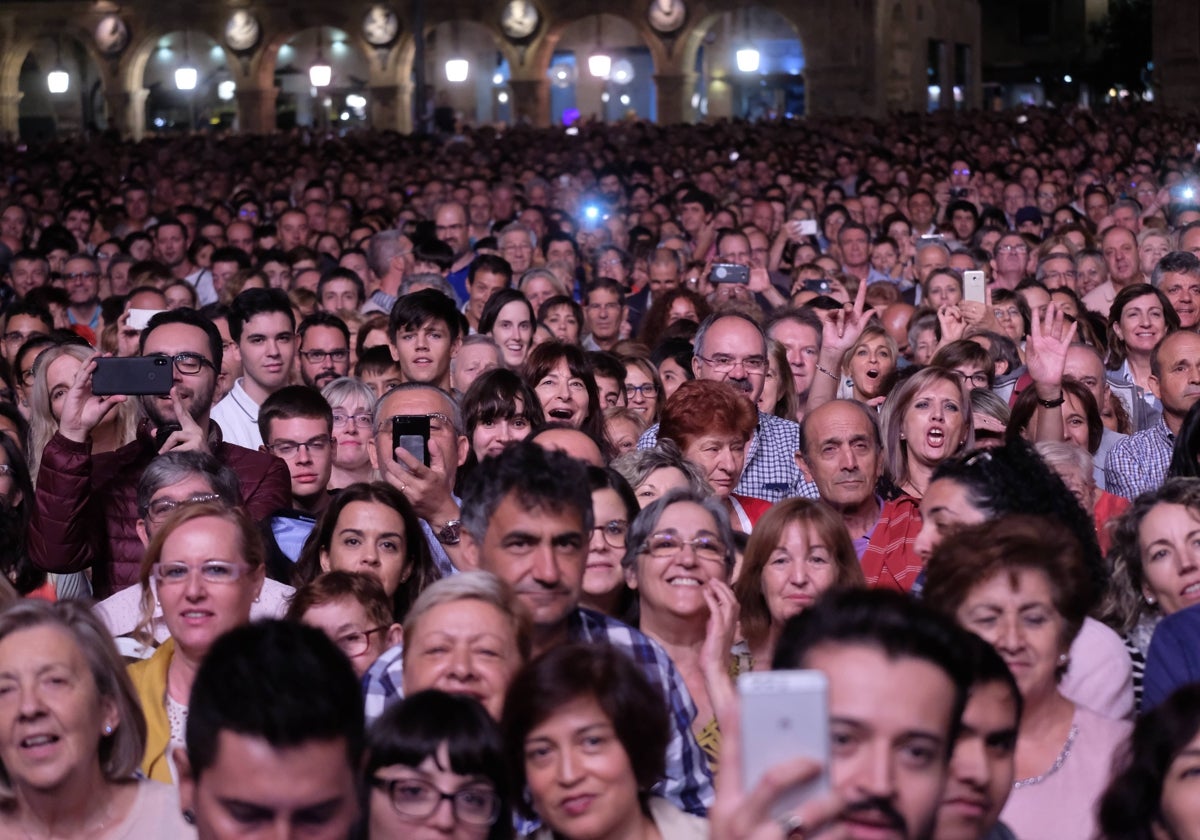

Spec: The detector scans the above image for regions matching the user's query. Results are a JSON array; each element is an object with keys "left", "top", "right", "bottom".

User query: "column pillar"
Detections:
[
  {"left": 103, "top": 87, "right": 149, "bottom": 140},
  {"left": 654, "top": 72, "right": 697, "bottom": 125},
  {"left": 235, "top": 86, "right": 279, "bottom": 134},
  {"left": 0, "top": 92, "right": 22, "bottom": 142},
  {"left": 369, "top": 82, "right": 412, "bottom": 133},
  {"left": 509, "top": 77, "right": 550, "bottom": 127}
]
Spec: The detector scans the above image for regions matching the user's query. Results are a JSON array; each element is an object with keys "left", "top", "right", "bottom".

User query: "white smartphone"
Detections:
[
  {"left": 963, "top": 270, "right": 987, "bottom": 304},
  {"left": 127, "top": 308, "right": 167, "bottom": 331},
  {"left": 738, "top": 670, "right": 831, "bottom": 819}
]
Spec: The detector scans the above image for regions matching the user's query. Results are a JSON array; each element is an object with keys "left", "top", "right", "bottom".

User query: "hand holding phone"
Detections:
[
  {"left": 392, "top": 415, "right": 431, "bottom": 468},
  {"left": 738, "top": 670, "right": 831, "bottom": 819}
]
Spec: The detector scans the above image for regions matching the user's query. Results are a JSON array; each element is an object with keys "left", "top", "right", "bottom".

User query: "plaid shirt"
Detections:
[
  {"left": 640, "top": 410, "right": 817, "bottom": 502},
  {"left": 362, "top": 607, "right": 715, "bottom": 816},
  {"left": 1105, "top": 418, "right": 1174, "bottom": 500}
]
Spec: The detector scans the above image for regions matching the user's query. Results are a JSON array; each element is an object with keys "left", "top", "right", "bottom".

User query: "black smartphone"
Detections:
[
  {"left": 155, "top": 423, "right": 182, "bottom": 451},
  {"left": 392, "top": 415, "right": 431, "bottom": 467},
  {"left": 710, "top": 263, "right": 750, "bottom": 284},
  {"left": 92, "top": 356, "right": 173, "bottom": 396}
]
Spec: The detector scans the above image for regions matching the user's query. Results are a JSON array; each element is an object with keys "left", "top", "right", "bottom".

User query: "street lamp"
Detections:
[
  {"left": 47, "top": 39, "right": 69, "bottom": 93},
  {"left": 310, "top": 29, "right": 332, "bottom": 88}
]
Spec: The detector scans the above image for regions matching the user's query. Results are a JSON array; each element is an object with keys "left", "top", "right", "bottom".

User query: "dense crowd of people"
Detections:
[{"left": 0, "top": 105, "right": 1198, "bottom": 838}]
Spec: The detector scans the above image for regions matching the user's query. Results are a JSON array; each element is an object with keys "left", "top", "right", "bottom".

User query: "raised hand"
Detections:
[
  {"left": 58, "top": 353, "right": 126, "bottom": 445},
  {"left": 1025, "top": 302, "right": 1078, "bottom": 390}
]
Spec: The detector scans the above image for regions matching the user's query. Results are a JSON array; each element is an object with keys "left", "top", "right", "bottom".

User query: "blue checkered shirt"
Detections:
[
  {"left": 362, "top": 607, "right": 715, "bottom": 816},
  {"left": 639, "top": 410, "right": 817, "bottom": 501},
  {"left": 1105, "top": 418, "right": 1174, "bottom": 500}
]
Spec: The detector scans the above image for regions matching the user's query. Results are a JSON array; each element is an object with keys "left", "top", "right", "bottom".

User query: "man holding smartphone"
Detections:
[
  {"left": 770, "top": 589, "right": 973, "bottom": 840},
  {"left": 29, "top": 308, "right": 290, "bottom": 596}
]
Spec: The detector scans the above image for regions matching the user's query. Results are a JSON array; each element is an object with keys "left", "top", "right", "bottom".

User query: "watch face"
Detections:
[
  {"left": 363, "top": 5, "right": 400, "bottom": 46},
  {"left": 94, "top": 15, "right": 130, "bottom": 56},
  {"left": 647, "top": 0, "right": 686, "bottom": 33},
  {"left": 500, "top": 0, "right": 540, "bottom": 41},
  {"left": 225, "top": 10, "right": 261, "bottom": 52}
]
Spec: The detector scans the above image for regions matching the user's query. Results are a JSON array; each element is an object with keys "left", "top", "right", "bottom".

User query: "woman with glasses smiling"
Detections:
[
  {"left": 127, "top": 502, "right": 266, "bottom": 783},
  {"left": 621, "top": 487, "right": 740, "bottom": 772}
]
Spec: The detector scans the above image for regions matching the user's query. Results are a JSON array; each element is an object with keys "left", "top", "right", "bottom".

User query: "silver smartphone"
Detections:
[
  {"left": 738, "top": 670, "right": 831, "bottom": 819},
  {"left": 963, "top": 270, "right": 987, "bottom": 303}
]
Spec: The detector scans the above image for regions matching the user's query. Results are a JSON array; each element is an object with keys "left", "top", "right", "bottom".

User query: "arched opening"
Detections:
[
  {"left": 424, "top": 20, "right": 506, "bottom": 127},
  {"left": 276, "top": 27, "right": 370, "bottom": 130},
  {"left": 694, "top": 8, "right": 805, "bottom": 119},
  {"left": 142, "top": 31, "right": 229, "bottom": 132},
  {"left": 548, "top": 14, "right": 655, "bottom": 125},
  {"left": 16, "top": 35, "right": 103, "bottom": 140}
]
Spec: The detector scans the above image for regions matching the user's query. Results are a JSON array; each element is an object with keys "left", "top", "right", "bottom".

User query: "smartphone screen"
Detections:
[{"left": 392, "top": 415, "right": 431, "bottom": 467}]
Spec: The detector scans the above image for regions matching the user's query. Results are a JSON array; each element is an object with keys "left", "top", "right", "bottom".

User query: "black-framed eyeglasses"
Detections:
[
  {"left": 372, "top": 778, "right": 500, "bottom": 827},
  {"left": 593, "top": 519, "right": 628, "bottom": 548},
  {"left": 333, "top": 626, "right": 389, "bottom": 657},
  {"left": 299, "top": 348, "right": 350, "bottom": 364},
  {"left": 265, "top": 436, "right": 332, "bottom": 459},
  {"left": 625, "top": 383, "right": 658, "bottom": 400},
  {"left": 332, "top": 411, "right": 373, "bottom": 429},
  {"left": 148, "top": 352, "right": 214, "bottom": 375}
]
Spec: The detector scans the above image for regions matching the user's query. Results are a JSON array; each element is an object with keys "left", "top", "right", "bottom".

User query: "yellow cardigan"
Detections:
[{"left": 126, "top": 638, "right": 176, "bottom": 784}]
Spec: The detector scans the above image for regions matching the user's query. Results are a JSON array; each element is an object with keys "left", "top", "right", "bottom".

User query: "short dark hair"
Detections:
[
  {"left": 583, "top": 277, "right": 625, "bottom": 307},
  {"left": 468, "top": 254, "right": 514, "bottom": 288},
  {"left": 924, "top": 514, "right": 1094, "bottom": 650},
  {"left": 140, "top": 308, "right": 223, "bottom": 373},
  {"left": 316, "top": 267, "right": 365, "bottom": 307},
  {"left": 773, "top": 587, "right": 971, "bottom": 757},
  {"left": 1098, "top": 683, "right": 1200, "bottom": 840},
  {"left": 368, "top": 690, "right": 513, "bottom": 840},
  {"left": 298, "top": 311, "right": 350, "bottom": 344},
  {"left": 228, "top": 287, "right": 295, "bottom": 342},
  {"left": 501, "top": 643, "right": 669, "bottom": 818},
  {"left": 460, "top": 440, "right": 593, "bottom": 543},
  {"left": 258, "top": 384, "right": 333, "bottom": 442},
  {"left": 389, "top": 288, "right": 462, "bottom": 344},
  {"left": 185, "top": 620, "right": 364, "bottom": 778}
]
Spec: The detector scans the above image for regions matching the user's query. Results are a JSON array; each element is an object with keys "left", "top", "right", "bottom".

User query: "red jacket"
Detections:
[{"left": 29, "top": 428, "right": 290, "bottom": 597}]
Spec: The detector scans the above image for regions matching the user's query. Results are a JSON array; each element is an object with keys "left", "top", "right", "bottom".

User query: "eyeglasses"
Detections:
[
  {"left": 332, "top": 411, "right": 373, "bottom": 429},
  {"left": 695, "top": 353, "right": 768, "bottom": 375},
  {"left": 955, "top": 371, "right": 990, "bottom": 388},
  {"left": 641, "top": 532, "right": 727, "bottom": 563},
  {"left": 145, "top": 493, "right": 223, "bottom": 522},
  {"left": 265, "top": 435, "right": 332, "bottom": 459},
  {"left": 333, "top": 626, "right": 389, "bottom": 657},
  {"left": 299, "top": 348, "right": 350, "bottom": 364},
  {"left": 153, "top": 560, "right": 248, "bottom": 585},
  {"left": 148, "top": 352, "right": 214, "bottom": 375},
  {"left": 625, "top": 383, "right": 658, "bottom": 400},
  {"left": 373, "top": 778, "right": 500, "bottom": 827},
  {"left": 593, "top": 519, "right": 629, "bottom": 548},
  {"left": 2, "top": 331, "right": 43, "bottom": 345}
]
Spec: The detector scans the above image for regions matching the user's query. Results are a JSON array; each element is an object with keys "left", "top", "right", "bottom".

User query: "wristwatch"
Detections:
[{"left": 435, "top": 519, "right": 462, "bottom": 546}]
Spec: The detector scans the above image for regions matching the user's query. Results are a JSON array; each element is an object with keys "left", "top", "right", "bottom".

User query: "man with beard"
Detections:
[
  {"left": 296, "top": 312, "right": 350, "bottom": 390},
  {"left": 769, "top": 589, "right": 972, "bottom": 840},
  {"left": 639, "top": 312, "right": 812, "bottom": 501},
  {"left": 28, "top": 309, "right": 290, "bottom": 597}
]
